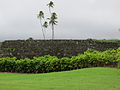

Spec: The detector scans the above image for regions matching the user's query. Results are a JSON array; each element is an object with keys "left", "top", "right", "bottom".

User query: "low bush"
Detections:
[{"left": 0, "top": 48, "right": 120, "bottom": 73}]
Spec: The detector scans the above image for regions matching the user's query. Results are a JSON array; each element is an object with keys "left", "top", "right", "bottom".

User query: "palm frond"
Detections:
[
  {"left": 47, "top": 1, "right": 54, "bottom": 8},
  {"left": 38, "top": 11, "right": 44, "bottom": 19},
  {"left": 43, "top": 21, "right": 48, "bottom": 28}
]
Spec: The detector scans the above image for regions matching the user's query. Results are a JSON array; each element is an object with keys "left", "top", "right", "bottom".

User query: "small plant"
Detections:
[
  {"left": 6, "top": 48, "right": 16, "bottom": 56},
  {"left": 26, "top": 37, "right": 33, "bottom": 41},
  {"left": 7, "top": 48, "right": 16, "bottom": 52}
]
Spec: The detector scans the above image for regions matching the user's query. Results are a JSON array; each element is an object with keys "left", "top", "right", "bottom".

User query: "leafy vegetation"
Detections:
[
  {"left": 0, "top": 48, "right": 120, "bottom": 73},
  {"left": 26, "top": 37, "right": 34, "bottom": 41},
  {"left": 93, "top": 39, "right": 120, "bottom": 43},
  {"left": 0, "top": 68, "right": 120, "bottom": 90}
]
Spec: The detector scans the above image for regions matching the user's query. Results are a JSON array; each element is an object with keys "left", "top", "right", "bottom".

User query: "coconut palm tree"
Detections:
[
  {"left": 37, "top": 11, "right": 46, "bottom": 39},
  {"left": 48, "top": 12, "right": 58, "bottom": 39},
  {"left": 43, "top": 21, "right": 48, "bottom": 38},
  {"left": 47, "top": 1, "right": 54, "bottom": 14}
]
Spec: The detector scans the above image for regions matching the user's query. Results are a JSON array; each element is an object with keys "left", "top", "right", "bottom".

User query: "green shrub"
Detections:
[{"left": 0, "top": 48, "right": 120, "bottom": 73}]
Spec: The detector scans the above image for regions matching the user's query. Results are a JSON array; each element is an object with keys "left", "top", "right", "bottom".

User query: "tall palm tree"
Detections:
[
  {"left": 47, "top": 1, "right": 54, "bottom": 14},
  {"left": 37, "top": 11, "right": 46, "bottom": 39},
  {"left": 43, "top": 21, "right": 48, "bottom": 38},
  {"left": 48, "top": 12, "right": 58, "bottom": 39}
]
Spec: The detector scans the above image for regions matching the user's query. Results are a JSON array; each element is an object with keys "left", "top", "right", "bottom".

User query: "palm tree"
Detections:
[
  {"left": 43, "top": 21, "right": 48, "bottom": 38},
  {"left": 48, "top": 12, "right": 58, "bottom": 39},
  {"left": 47, "top": 1, "right": 54, "bottom": 14},
  {"left": 37, "top": 11, "right": 46, "bottom": 39}
]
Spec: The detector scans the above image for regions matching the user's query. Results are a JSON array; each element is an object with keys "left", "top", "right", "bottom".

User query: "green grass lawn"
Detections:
[{"left": 0, "top": 68, "right": 120, "bottom": 90}]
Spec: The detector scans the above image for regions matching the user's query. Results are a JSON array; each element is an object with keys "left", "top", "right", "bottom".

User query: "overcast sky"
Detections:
[{"left": 0, "top": 0, "right": 120, "bottom": 41}]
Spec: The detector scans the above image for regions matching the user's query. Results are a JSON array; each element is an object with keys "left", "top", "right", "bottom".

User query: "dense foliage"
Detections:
[{"left": 0, "top": 48, "right": 120, "bottom": 73}]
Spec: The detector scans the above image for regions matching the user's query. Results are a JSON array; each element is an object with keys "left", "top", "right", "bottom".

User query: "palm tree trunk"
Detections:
[
  {"left": 52, "top": 24, "right": 54, "bottom": 39},
  {"left": 49, "top": 7, "right": 51, "bottom": 14},
  {"left": 40, "top": 19, "right": 45, "bottom": 40}
]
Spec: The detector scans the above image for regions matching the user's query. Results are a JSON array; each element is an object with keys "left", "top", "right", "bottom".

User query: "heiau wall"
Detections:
[{"left": 1, "top": 40, "right": 120, "bottom": 59}]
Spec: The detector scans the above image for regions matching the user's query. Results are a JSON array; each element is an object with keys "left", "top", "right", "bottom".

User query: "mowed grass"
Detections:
[{"left": 0, "top": 68, "right": 120, "bottom": 90}]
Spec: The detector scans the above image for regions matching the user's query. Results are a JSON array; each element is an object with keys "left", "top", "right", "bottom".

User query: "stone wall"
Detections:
[
  {"left": 0, "top": 42, "right": 3, "bottom": 57},
  {"left": 1, "top": 40, "right": 120, "bottom": 59}
]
